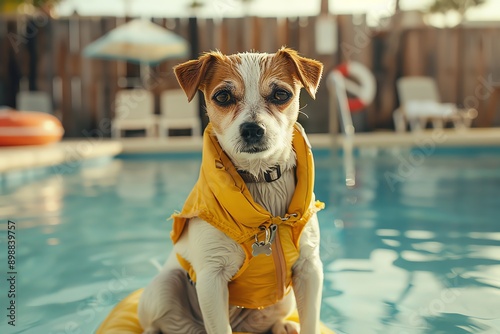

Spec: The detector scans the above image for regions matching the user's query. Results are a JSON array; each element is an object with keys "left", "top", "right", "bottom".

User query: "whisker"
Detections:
[{"left": 298, "top": 104, "right": 309, "bottom": 118}]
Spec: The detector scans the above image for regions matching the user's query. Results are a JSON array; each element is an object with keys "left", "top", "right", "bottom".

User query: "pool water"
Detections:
[{"left": 1, "top": 147, "right": 500, "bottom": 334}]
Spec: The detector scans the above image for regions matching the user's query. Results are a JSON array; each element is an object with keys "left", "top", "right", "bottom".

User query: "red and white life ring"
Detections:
[
  {"left": 334, "top": 61, "right": 376, "bottom": 112},
  {"left": 0, "top": 110, "right": 64, "bottom": 146}
]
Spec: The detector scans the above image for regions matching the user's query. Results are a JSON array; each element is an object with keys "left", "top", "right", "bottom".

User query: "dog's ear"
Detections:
[
  {"left": 174, "top": 52, "right": 219, "bottom": 102},
  {"left": 276, "top": 47, "right": 323, "bottom": 99}
]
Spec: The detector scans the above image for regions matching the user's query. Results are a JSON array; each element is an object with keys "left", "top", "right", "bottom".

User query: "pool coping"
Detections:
[
  {"left": 0, "top": 140, "right": 123, "bottom": 173},
  {"left": 339, "top": 128, "right": 500, "bottom": 148},
  {"left": 118, "top": 128, "right": 500, "bottom": 153}
]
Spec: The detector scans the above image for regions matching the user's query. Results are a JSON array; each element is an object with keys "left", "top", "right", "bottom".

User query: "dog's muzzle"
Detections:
[
  {"left": 240, "top": 122, "right": 265, "bottom": 145},
  {"left": 239, "top": 122, "right": 270, "bottom": 154}
]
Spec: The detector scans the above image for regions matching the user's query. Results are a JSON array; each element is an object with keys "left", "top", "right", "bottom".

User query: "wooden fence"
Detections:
[
  {"left": 0, "top": 13, "right": 499, "bottom": 137},
  {"left": 396, "top": 27, "right": 500, "bottom": 127}
]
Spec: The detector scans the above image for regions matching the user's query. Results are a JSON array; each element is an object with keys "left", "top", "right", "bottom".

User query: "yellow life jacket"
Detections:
[{"left": 171, "top": 122, "right": 324, "bottom": 309}]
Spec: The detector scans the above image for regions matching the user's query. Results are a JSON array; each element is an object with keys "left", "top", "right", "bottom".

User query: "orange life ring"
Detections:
[
  {"left": 0, "top": 110, "right": 64, "bottom": 146},
  {"left": 334, "top": 62, "right": 376, "bottom": 112}
]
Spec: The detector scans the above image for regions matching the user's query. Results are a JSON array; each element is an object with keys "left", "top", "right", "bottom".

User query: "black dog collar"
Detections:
[{"left": 238, "top": 165, "right": 282, "bottom": 183}]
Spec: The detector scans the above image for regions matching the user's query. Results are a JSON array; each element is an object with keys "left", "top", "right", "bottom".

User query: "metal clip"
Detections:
[
  {"left": 281, "top": 213, "right": 298, "bottom": 222},
  {"left": 268, "top": 224, "right": 278, "bottom": 244},
  {"left": 252, "top": 224, "right": 277, "bottom": 256}
]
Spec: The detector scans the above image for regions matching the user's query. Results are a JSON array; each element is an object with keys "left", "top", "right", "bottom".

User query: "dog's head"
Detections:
[{"left": 174, "top": 48, "right": 323, "bottom": 174}]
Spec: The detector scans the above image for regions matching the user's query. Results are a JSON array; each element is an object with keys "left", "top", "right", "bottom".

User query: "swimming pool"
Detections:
[{"left": 1, "top": 147, "right": 500, "bottom": 333}]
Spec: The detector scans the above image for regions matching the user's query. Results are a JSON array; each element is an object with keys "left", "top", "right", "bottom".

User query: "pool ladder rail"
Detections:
[{"left": 327, "top": 70, "right": 356, "bottom": 188}]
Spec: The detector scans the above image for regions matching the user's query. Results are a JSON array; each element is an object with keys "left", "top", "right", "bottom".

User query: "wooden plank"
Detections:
[
  {"left": 403, "top": 29, "right": 424, "bottom": 76},
  {"left": 80, "top": 18, "right": 96, "bottom": 131},
  {"left": 487, "top": 28, "right": 500, "bottom": 126},
  {"left": 466, "top": 28, "right": 491, "bottom": 125},
  {"left": 423, "top": 28, "right": 437, "bottom": 77},
  {"left": 474, "top": 28, "right": 491, "bottom": 126},
  {"left": 297, "top": 17, "right": 310, "bottom": 55},
  {"left": 218, "top": 18, "right": 229, "bottom": 54},
  {"left": 476, "top": 28, "right": 493, "bottom": 122},
  {"left": 348, "top": 15, "right": 372, "bottom": 66},
  {"left": 225, "top": 18, "right": 241, "bottom": 54},
  {"left": 100, "top": 17, "right": 117, "bottom": 127},
  {"left": 197, "top": 18, "right": 211, "bottom": 53},
  {"left": 15, "top": 18, "right": 30, "bottom": 91},
  {"left": 361, "top": 17, "right": 373, "bottom": 67},
  {"left": 285, "top": 17, "right": 300, "bottom": 51},
  {"left": 461, "top": 28, "right": 482, "bottom": 115},
  {"left": 45, "top": 18, "right": 55, "bottom": 105},
  {"left": 55, "top": 19, "right": 76, "bottom": 136},
  {"left": 259, "top": 17, "right": 278, "bottom": 53},
  {"left": 0, "top": 18, "right": 10, "bottom": 106},
  {"left": 276, "top": 17, "right": 287, "bottom": 49},
  {"left": 435, "top": 28, "right": 458, "bottom": 104},
  {"left": 34, "top": 15, "right": 47, "bottom": 92},
  {"left": 175, "top": 17, "right": 191, "bottom": 41},
  {"left": 251, "top": 16, "right": 262, "bottom": 51},
  {"left": 242, "top": 16, "right": 254, "bottom": 51},
  {"left": 235, "top": 18, "right": 245, "bottom": 52},
  {"left": 51, "top": 18, "right": 62, "bottom": 117},
  {"left": 90, "top": 18, "right": 107, "bottom": 133},
  {"left": 67, "top": 17, "right": 84, "bottom": 136},
  {"left": 447, "top": 29, "right": 460, "bottom": 104},
  {"left": 338, "top": 15, "right": 354, "bottom": 63}
]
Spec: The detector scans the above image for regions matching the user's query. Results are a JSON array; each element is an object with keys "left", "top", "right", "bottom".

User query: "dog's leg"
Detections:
[
  {"left": 231, "top": 291, "right": 296, "bottom": 333},
  {"left": 292, "top": 214, "right": 323, "bottom": 334},
  {"left": 138, "top": 253, "right": 205, "bottom": 334},
  {"left": 195, "top": 268, "right": 232, "bottom": 333},
  {"left": 271, "top": 319, "right": 300, "bottom": 334},
  {"left": 180, "top": 218, "right": 246, "bottom": 334}
]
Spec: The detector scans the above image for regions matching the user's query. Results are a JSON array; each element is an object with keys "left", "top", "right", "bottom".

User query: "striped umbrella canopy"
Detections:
[{"left": 83, "top": 18, "right": 189, "bottom": 65}]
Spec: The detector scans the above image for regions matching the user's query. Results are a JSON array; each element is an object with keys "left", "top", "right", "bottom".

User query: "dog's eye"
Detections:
[
  {"left": 213, "top": 91, "right": 233, "bottom": 105},
  {"left": 271, "top": 89, "right": 291, "bottom": 104}
]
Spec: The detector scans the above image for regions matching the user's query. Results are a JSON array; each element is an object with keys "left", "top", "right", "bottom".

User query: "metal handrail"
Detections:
[{"left": 328, "top": 71, "right": 356, "bottom": 188}]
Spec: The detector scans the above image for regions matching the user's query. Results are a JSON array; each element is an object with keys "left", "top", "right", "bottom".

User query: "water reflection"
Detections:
[
  {"left": 116, "top": 161, "right": 158, "bottom": 201},
  {"left": 318, "top": 150, "right": 500, "bottom": 333},
  {"left": 0, "top": 175, "right": 64, "bottom": 228}
]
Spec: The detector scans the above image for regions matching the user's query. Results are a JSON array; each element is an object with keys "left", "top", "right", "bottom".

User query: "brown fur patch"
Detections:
[
  {"left": 275, "top": 47, "right": 323, "bottom": 99},
  {"left": 260, "top": 54, "right": 299, "bottom": 115},
  {"left": 200, "top": 54, "right": 244, "bottom": 134}
]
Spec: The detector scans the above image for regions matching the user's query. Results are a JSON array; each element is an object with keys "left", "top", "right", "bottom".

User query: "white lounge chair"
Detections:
[
  {"left": 393, "top": 77, "right": 477, "bottom": 132},
  {"left": 16, "top": 91, "right": 53, "bottom": 113},
  {"left": 112, "top": 89, "right": 156, "bottom": 138},
  {"left": 158, "top": 89, "right": 201, "bottom": 139}
]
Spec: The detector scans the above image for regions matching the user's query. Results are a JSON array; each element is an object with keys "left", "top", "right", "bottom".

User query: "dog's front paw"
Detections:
[{"left": 271, "top": 320, "right": 300, "bottom": 334}]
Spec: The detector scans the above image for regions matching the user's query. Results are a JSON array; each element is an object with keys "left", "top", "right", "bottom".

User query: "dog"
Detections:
[{"left": 138, "top": 47, "right": 324, "bottom": 334}]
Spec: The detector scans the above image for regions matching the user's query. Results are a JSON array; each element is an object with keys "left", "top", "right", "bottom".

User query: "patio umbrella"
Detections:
[
  {"left": 83, "top": 18, "right": 188, "bottom": 64},
  {"left": 83, "top": 18, "right": 189, "bottom": 84}
]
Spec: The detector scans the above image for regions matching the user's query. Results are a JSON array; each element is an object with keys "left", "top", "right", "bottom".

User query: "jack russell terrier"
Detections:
[{"left": 138, "top": 47, "right": 324, "bottom": 334}]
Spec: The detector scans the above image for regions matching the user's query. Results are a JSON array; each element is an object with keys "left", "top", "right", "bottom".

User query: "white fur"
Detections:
[{"left": 138, "top": 51, "right": 323, "bottom": 334}]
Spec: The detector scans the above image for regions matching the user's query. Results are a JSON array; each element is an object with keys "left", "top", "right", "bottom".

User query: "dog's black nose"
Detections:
[{"left": 240, "top": 122, "right": 265, "bottom": 144}]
